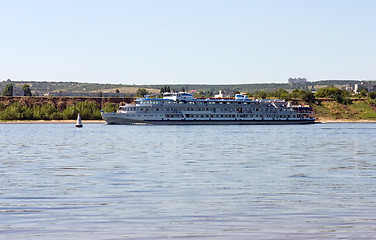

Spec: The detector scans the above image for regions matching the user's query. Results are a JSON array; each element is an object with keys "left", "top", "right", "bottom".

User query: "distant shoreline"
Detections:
[{"left": 1, "top": 119, "right": 376, "bottom": 124}]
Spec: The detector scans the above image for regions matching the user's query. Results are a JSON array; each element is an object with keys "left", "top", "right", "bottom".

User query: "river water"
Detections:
[{"left": 0, "top": 123, "right": 376, "bottom": 239}]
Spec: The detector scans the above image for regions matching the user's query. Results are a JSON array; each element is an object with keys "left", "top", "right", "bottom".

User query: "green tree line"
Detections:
[
  {"left": 251, "top": 87, "right": 376, "bottom": 104},
  {"left": 0, "top": 102, "right": 118, "bottom": 121},
  {"left": 249, "top": 88, "right": 316, "bottom": 103}
]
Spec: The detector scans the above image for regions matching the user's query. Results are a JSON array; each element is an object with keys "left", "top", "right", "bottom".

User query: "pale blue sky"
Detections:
[{"left": 1, "top": 0, "right": 375, "bottom": 84}]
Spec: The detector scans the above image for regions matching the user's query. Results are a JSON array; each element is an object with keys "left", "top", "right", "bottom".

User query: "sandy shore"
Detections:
[{"left": 316, "top": 118, "right": 376, "bottom": 123}]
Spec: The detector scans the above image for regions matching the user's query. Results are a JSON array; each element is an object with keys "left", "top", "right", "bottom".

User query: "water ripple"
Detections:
[{"left": 1, "top": 123, "right": 376, "bottom": 239}]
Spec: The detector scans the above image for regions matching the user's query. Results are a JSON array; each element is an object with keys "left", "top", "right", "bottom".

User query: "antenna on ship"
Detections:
[{"left": 76, "top": 113, "right": 83, "bottom": 128}]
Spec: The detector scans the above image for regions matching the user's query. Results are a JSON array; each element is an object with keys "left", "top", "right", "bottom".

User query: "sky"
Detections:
[{"left": 0, "top": 0, "right": 375, "bottom": 85}]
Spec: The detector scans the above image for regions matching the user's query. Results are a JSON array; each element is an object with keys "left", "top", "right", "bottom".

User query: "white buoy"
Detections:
[{"left": 76, "top": 113, "right": 83, "bottom": 128}]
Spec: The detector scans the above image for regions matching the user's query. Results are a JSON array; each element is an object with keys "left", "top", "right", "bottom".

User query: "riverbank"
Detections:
[
  {"left": 0, "top": 120, "right": 106, "bottom": 124},
  {"left": 1, "top": 119, "right": 376, "bottom": 124},
  {"left": 317, "top": 118, "right": 376, "bottom": 123}
]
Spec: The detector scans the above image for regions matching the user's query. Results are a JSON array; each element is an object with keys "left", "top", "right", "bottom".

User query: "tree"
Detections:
[
  {"left": 315, "top": 86, "right": 351, "bottom": 104},
  {"left": 254, "top": 90, "right": 267, "bottom": 99},
  {"left": 33, "top": 104, "right": 61, "bottom": 120},
  {"left": 358, "top": 88, "right": 368, "bottom": 97},
  {"left": 274, "top": 88, "right": 288, "bottom": 99},
  {"left": 2, "top": 83, "right": 13, "bottom": 96},
  {"left": 160, "top": 86, "right": 171, "bottom": 93},
  {"left": 22, "top": 84, "right": 32, "bottom": 96},
  {"left": 369, "top": 91, "right": 376, "bottom": 100},
  {"left": 315, "top": 86, "right": 343, "bottom": 98},
  {"left": 136, "top": 88, "right": 148, "bottom": 97},
  {"left": 62, "top": 101, "right": 101, "bottom": 120},
  {"left": 0, "top": 102, "right": 24, "bottom": 120},
  {"left": 301, "top": 91, "right": 316, "bottom": 103},
  {"left": 102, "top": 103, "right": 119, "bottom": 113}
]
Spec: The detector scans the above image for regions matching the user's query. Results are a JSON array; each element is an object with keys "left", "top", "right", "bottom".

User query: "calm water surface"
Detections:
[{"left": 0, "top": 123, "right": 376, "bottom": 239}]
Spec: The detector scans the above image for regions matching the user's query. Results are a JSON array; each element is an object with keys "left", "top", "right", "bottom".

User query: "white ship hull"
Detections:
[
  {"left": 101, "top": 112, "right": 315, "bottom": 125},
  {"left": 101, "top": 92, "right": 316, "bottom": 125}
]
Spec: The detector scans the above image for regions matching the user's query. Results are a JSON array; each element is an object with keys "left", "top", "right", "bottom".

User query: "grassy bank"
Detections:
[{"left": 313, "top": 100, "right": 376, "bottom": 121}]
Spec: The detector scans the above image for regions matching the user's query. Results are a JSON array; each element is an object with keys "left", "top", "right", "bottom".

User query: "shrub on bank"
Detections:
[
  {"left": 33, "top": 104, "right": 62, "bottom": 120},
  {"left": 0, "top": 102, "right": 25, "bottom": 120},
  {"left": 102, "top": 103, "right": 119, "bottom": 113},
  {"left": 62, "top": 101, "right": 102, "bottom": 120},
  {"left": 75, "top": 101, "right": 101, "bottom": 120},
  {"left": 62, "top": 105, "right": 78, "bottom": 120},
  {"left": 0, "top": 101, "right": 102, "bottom": 121},
  {"left": 315, "top": 86, "right": 351, "bottom": 104}
]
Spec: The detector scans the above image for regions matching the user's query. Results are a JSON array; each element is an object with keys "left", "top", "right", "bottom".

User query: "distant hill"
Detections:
[
  {"left": 1, "top": 79, "right": 376, "bottom": 97},
  {"left": 0, "top": 80, "right": 160, "bottom": 97}
]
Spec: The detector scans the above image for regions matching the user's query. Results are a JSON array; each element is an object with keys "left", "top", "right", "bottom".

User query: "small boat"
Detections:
[{"left": 76, "top": 113, "right": 83, "bottom": 127}]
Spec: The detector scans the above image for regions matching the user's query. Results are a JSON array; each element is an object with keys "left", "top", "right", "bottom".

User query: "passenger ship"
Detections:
[{"left": 101, "top": 92, "right": 315, "bottom": 125}]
